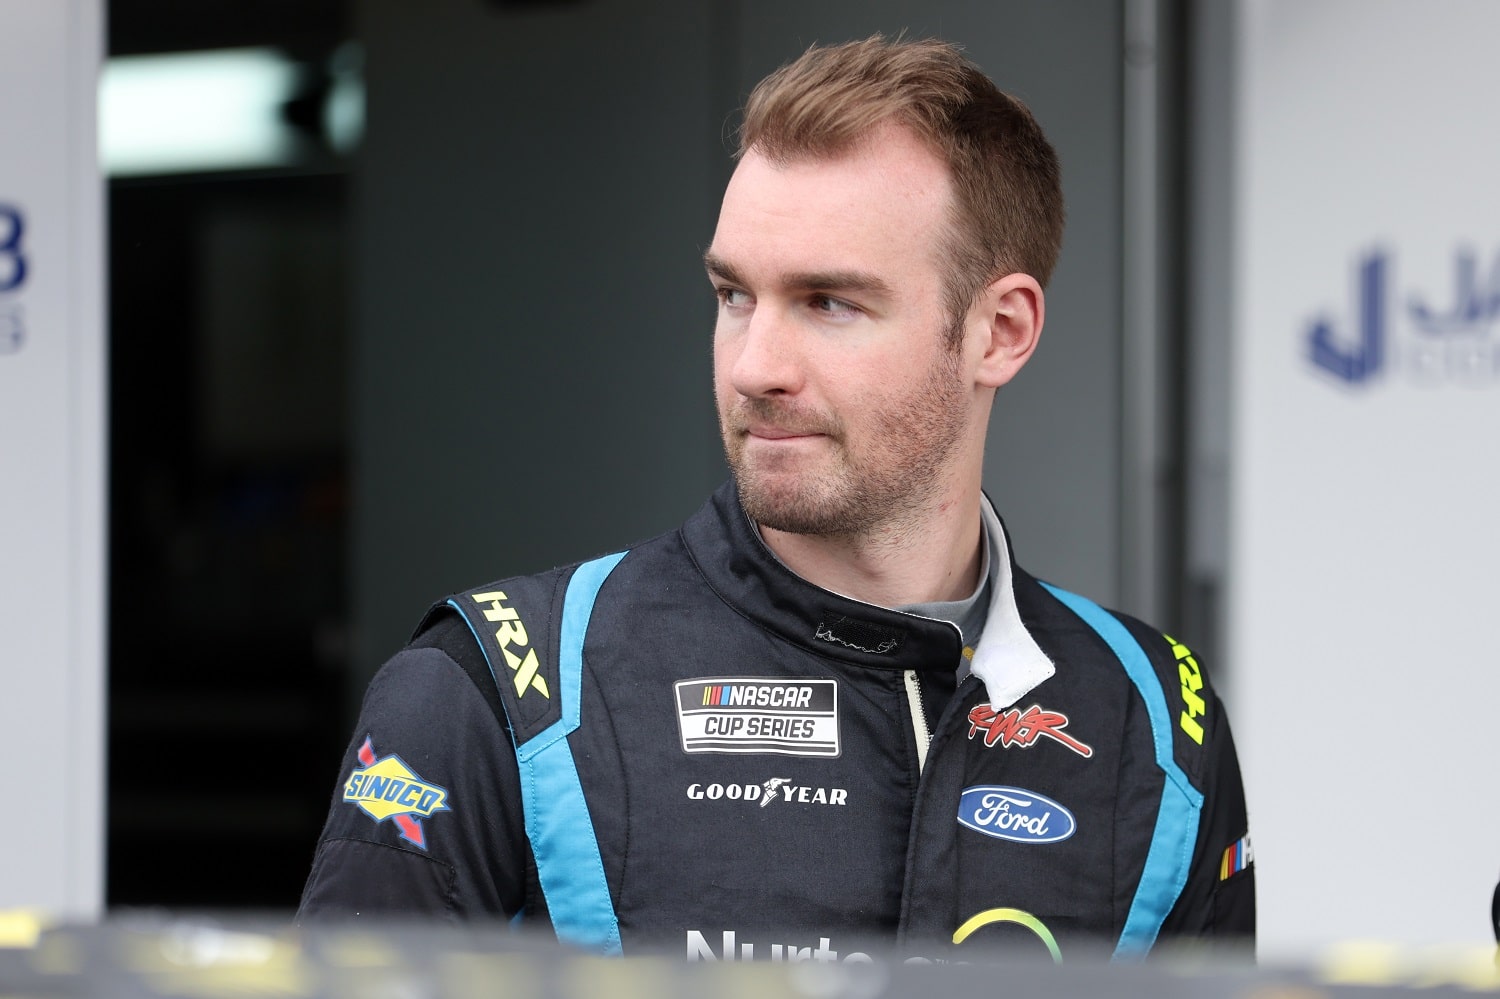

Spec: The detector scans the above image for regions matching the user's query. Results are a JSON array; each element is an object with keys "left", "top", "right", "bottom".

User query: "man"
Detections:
[{"left": 299, "top": 36, "right": 1254, "bottom": 962}]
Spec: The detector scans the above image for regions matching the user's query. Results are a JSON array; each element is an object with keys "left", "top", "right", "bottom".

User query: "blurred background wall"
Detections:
[
  {"left": 4, "top": 0, "right": 1497, "bottom": 965},
  {"left": 351, "top": 0, "right": 1133, "bottom": 688},
  {"left": 1198, "top": 0, "right": 1500, "bottom": 958},
  {"left": 94, "top": 0, "right": 1141, "bottom": 917}
]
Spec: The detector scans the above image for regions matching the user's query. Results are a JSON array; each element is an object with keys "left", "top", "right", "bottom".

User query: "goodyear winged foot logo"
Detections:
[{"left": 342, "top": 737, "right": 451, "bottom": 849}]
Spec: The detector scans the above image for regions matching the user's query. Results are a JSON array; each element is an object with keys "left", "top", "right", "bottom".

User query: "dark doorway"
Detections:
[{"left": 107, "top": 0, "right": 352, "bottom": 910}]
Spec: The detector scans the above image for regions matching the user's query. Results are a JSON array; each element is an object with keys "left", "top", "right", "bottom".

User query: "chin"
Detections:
[{"left": 735, "top": 471, "right": 872, "bottom": 538}]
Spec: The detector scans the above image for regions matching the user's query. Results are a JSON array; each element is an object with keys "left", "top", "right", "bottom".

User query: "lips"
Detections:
[
  {"left": 744, "top": 425, "right": 823, "bottom": 441},
  {"left": 730, "top": 400, "right": 838, "bottom": 442}
]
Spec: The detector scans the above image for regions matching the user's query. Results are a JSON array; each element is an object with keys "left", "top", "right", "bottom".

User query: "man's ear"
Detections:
[{"left": 973, "top": 273, "right": 1044, "bottom": 389}]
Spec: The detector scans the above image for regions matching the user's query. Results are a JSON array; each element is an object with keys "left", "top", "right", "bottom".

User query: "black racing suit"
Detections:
[{"left": 299, "top": 482, "right": 1255, "bottom": 962}]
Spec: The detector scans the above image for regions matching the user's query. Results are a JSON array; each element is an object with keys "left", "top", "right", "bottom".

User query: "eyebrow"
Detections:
[
  {"left": 703, "top": 251, "right": 745, "bottom": 286},
  {"left": 703, "top": 250, "right": 894, "bottom": 299}
]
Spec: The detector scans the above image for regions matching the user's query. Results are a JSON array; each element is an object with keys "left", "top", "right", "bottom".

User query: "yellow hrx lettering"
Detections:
[
  {"left": 494, "top": 617, "right": 527, "bottom": 650},
  {"left": 1166, "top": 634, "right": 1205, "bottom": 745},
  {"left": 503, "top": 645, "right": 548, "bottom": 699},
  {"left": 471, "top": 591, "right": 549, "bottom": 700},
  {"left": 472, "top": 591, "right": 517, "bottom": 622}
]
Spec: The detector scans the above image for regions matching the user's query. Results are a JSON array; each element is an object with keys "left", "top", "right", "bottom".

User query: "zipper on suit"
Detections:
[{"left": 904, "top": 669, "right": 930, "bottom": 772}]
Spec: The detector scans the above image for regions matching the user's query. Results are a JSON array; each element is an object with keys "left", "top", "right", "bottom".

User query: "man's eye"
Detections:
[
  {"left": 811, "top": 295, "right": 859, "bottom": 318},
  {"left": 717, "top": 287, "right": 751, "bottom": 309}
]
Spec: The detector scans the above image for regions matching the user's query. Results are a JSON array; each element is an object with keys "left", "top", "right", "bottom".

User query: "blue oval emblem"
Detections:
[{"left": 957, "top": 785, "right": 1075, "bottom": 844}]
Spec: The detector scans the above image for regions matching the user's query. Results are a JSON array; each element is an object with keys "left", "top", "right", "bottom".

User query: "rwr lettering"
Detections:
[
  {"left": 966, "top": 703, "right": 1093, "bottom": 758},
  {"left": 687, "top": 930, "right": 871, "bottom": 963}
]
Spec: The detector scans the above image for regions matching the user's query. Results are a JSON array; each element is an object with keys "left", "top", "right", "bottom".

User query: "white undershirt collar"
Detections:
[{"left": 968, "top": 495, "right": 1056, "bottom": 709}]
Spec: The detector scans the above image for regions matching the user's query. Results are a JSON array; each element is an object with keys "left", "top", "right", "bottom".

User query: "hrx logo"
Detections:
[
  {"left": 470, "top": 591, "right": 548, "bottom": 699},
  {"left": 1167, "top": 635, "right": 1205, "bottom": 745}
]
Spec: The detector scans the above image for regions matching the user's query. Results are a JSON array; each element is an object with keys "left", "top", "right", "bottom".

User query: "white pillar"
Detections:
[
  {"left": 1198, "top": 0, "right": 1500, "bottom": 957},
  {"left": 0, "top": 0, "right": 106, "bottom": 917}
]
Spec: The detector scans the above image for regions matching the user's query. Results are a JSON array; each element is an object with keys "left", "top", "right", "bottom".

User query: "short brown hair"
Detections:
[{"left": 738, "top": 36, "right": 1064, "bottom": 330}]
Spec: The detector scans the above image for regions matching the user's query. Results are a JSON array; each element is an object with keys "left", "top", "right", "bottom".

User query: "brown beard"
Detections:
[{"left": 721, "top": 340, "right": 968, "bottom": 538}]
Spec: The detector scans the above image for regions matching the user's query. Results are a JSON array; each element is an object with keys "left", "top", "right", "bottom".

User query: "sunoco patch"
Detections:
[
  {"left": 342, "top": 736, "right": 451, "bottom": 849},
  {"left": 674, "top": 678, "right": 839, "bottom": 757}
]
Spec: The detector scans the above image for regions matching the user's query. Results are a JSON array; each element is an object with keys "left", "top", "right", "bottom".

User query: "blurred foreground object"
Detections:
[{"left": 3, "top": 915, "right": 1500, "bottom": 998}]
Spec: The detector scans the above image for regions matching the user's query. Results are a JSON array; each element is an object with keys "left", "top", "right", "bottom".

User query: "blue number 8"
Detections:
[{"left": 0, "top": 205, "right": 27, "bottom": 293}]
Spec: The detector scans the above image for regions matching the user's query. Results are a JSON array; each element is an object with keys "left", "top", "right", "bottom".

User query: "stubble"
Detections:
[{"left": 722, "top": 339, "right": 969, "bottom": 538}]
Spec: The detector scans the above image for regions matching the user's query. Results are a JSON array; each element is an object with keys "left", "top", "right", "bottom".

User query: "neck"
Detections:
[{"left": 758, "top": 480, "right": 985, "bottom": 608}]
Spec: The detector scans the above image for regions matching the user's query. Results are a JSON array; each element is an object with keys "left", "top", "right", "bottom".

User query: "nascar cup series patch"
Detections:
[
  {"left": 342, "top": 736, "right": 451, "bottom": 850},
  {"left": 675, "top": 678, "right": 840, "bottom": 757}
]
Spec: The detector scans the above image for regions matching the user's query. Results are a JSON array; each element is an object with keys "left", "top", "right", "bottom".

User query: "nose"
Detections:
[{"left": 725, "top": 305, "right": 804, "bottom": 399}]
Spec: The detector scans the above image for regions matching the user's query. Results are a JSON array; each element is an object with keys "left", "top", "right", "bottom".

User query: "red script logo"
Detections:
[{"left": 966, "top": 703, "right": 1093, "bottom": 758}]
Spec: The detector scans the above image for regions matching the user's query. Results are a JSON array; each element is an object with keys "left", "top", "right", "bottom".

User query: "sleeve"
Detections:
[
  {"left": 1158, "top": 653, "right": 1256, "bottom": 948},
  {"left": 296, "top": 641, "right": 529, "bottom": 921}
]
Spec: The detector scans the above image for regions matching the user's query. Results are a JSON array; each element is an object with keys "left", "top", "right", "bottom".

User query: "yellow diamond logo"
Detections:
[{"left": 343, "top": 753, "right": 449, "bottom": 823}]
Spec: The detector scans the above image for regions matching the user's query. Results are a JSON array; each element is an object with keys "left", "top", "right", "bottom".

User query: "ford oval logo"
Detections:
[{"left": 957, "top": 785, "right": 1075, "bottom": 844}]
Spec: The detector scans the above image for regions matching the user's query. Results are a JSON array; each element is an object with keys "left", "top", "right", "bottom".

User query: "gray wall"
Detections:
[{"left": 353, "top": 0, "right": 1127, "bottom": 691}]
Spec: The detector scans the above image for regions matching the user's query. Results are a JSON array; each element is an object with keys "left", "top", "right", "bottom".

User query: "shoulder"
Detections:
[
  {"left": 413, "top": 538, "right": 691, "bottom": 746},
  {"left": 356, "top": 642, "right": 512, "bottom": 757},
  {"left": 1017, "top": 572, "right": 1227, "bottom": 790},
  {"left": 301, "top": 641, "right": 529, "bottom": 920},
  {"left": 306, "top": 641, "right": 522, "bottom": 872},
  {"left": 423, "top": 528, "right": 691, "bottom": 641},
  {"left": 1008, "top": 572, "right": 1253, "bottom": 944}
]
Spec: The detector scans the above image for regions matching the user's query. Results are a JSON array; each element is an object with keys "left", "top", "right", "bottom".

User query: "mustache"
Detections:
[{"left": 726, "top": 397, "right": 842, "bottom": 437}]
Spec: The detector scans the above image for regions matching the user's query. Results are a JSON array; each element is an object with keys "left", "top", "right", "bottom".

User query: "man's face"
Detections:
[{"left": 707, "top": 123, "right": 982, "bottom": 538}]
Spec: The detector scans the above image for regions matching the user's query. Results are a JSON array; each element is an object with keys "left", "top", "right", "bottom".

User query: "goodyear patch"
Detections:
[
  {"left": 675, "top": 678, "right": 839, "bottom": 757},
  {"left": 342, "top": 737, "right": 450, "bottom": 849}
]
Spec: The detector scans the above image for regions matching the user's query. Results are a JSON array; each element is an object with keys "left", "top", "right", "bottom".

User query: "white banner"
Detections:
[
  {"left": 1229, "top": 0, "right": 1500, "bottom": 955},
  {"left": 0, "top": 0, "right": 105, "bottom": 915}
]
